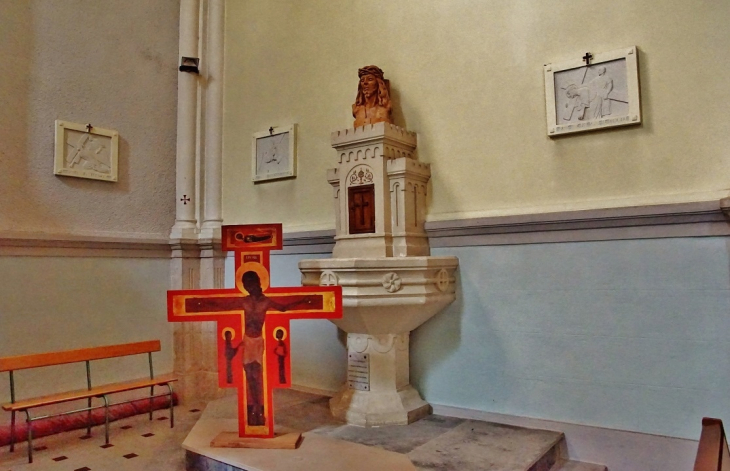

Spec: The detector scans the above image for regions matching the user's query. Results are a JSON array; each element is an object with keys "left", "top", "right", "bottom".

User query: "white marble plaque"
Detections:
[
  {"left": 54, "top": 120, "right": 118, "bottom": 181},
  {"left": 251, "top": 124, "right": 297, "bottom": 182},
  {"left": 347, "top": 352, "right": 370, "bottom": 391},
  {"left": 544, "top": 46, "right": 641, "bottom": 136}
]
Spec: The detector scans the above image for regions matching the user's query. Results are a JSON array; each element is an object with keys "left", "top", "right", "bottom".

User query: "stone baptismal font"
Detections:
[{"left": 299, "top": 66, "right": 459, "bottom": 426}]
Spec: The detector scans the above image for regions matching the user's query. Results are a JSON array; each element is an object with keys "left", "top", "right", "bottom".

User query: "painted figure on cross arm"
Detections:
[
  {"left": 223, "top": 330, "right": 242, "bottom": 384},
  {"left": 274, "top": 328, "right": 288, "bottom": 384}
]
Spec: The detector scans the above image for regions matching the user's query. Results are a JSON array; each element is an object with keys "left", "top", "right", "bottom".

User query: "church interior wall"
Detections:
[
  {"left": 222, "top": 0, "right": 730, "bottom": 231},
  {"left": 0, "top": 0, "right": 180, "bottom": 423},
  {"left": 1, "top": 0, "right": 726, "bottom": 467},
  {"left": 219, "top": 0, "right": 730, "bottom": 456}
]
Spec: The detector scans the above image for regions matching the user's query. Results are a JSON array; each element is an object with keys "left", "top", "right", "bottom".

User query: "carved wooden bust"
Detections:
[{"left": 352, "top": 65, "right": 394, "bottom": 128}]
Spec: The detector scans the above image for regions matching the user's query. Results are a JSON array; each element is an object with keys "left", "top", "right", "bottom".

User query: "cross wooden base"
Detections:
[{"left": 210, "top": 431, "right": 303, "bottom": 449}]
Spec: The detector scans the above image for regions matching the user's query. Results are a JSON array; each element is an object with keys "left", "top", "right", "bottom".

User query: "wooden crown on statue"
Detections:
[{"left": 167, "top": 224, "right": 343, "bottom": 441}]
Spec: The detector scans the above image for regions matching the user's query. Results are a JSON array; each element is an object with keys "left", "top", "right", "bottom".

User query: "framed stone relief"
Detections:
[
  {"left": 54, "top": 120, "right": 119, "bottom": 181},
  {"left": 544, "top": 46, "right": 641, "bottom": 136},
  {"left": 251, "top": 124, "right": 297, "bottom": 182}
]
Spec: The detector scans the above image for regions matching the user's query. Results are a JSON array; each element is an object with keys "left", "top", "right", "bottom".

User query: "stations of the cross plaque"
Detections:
[{"left": 167, "top": 224, "right": 342, "bottom": 439}]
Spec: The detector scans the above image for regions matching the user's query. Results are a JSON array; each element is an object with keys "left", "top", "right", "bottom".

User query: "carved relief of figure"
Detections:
[
  {"left": 562, "top": 66, "right": 614, "bottom": 122},
  {"left": 66, "top": 134, "right": 111, "bottom": 173},
  {"left": 352, "top": 65, "right": 393, "bottom": 128},
  {"left": 588, "top": 66, "right": 613, "bottom": 119},
  {"left": 563, "top": 84, "right": 593, "bottom": 121}
]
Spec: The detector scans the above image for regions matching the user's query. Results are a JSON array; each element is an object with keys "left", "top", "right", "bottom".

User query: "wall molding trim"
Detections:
[
  {"left": 279, "top": 200, "right": 730, "bottom": 252},
  {"left": 426, "top": 199, "right": 730, "bottom": 247},
  {"left": 0, "top": 231, "right": 171, "bottom": 258},
  {"left": 7, "top": 200, "right": 728, "bottom": 257},
  {"left": 280, "top": 230, "right": 336, "bottom": 255}
]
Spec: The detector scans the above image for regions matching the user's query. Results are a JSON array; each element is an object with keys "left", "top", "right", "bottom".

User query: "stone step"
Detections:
[
  {"left": 420, "top": 422, "right": 561, "bottom": 470},
  {"left": 551, "top": 459, "right": 608, "bottom": 471},
  {"left": 188, "top": 391, "right": 604, "bottom": 471}
]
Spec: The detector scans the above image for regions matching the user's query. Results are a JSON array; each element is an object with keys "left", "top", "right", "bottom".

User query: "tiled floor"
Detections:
[{"left": 0, "top": 406, "right": 203, "bottom": 471}]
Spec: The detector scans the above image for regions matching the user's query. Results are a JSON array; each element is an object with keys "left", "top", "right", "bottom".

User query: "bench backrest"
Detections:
[{"left": 0, "top": 340, "right": 161, "bottom": 372}]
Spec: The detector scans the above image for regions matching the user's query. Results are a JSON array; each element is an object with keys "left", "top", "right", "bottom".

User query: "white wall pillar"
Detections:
[
  {"left": 170, "top": 0, "right": 228, "bottom": 404},
  {"left": 170, "top": 0, "right": 200, "bottom": 240},
  {"left": 199, "top": 0, "right": 224, "bottom": 240}
]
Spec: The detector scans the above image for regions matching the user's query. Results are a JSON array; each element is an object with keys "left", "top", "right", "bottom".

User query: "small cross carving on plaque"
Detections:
[
  {"left": 180, "top": 195, "right": 190, "bottom": 205},
  {"left": 582, "top": 52, "right": 593, "bottom": 65}
]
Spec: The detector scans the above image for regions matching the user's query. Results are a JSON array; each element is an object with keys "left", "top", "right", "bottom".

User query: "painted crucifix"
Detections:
[{"left": 168, "top": 224, "right": 342, "bottom": 439}]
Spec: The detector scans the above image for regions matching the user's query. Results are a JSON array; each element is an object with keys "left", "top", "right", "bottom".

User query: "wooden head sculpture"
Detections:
[{"left": 352, "top": 65, "right": 394, "bottom": 128}]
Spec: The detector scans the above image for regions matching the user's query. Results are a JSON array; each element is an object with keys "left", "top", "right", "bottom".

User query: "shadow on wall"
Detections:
[
  {"left": 389, "top": 85, "right": 408, "bottom": 130},
  {"left": 411, "top": 265, "right": 464, "bottom": 393},
  {"left": 410, "top": 255, "right": 511, "bottom": 410},
  {"left": 0, "top": 2, "right": 32, "bottom": 231}
]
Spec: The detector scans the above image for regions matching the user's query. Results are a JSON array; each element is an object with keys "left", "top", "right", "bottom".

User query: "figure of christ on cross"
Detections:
[
  {"left": 167, "top": 224, "right": 342, "bottom": 439},
  {"left": 238, "top": 270, "right": 315, "bottom": 426}
]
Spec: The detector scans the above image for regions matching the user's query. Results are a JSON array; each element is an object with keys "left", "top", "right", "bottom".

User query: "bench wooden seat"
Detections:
[
  {"left": 0, "top": 340, "right": 177, "bottom": 463},
  {"left": 2, "top": 374, "right": 177, "bottom": 411}
]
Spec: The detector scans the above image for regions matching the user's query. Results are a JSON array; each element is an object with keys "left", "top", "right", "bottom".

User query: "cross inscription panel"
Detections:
[{"left": 348, "top": 184, "right": 375, "bottom": 234}]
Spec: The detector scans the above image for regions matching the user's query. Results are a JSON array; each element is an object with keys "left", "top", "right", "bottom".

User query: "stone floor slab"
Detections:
[{"left": 406, "top": 420, "right": 563, "bottom": 471}]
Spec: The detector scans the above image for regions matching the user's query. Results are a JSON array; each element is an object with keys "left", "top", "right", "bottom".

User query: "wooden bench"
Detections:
[
  {"left": 0, "top": 340, "right": 177, "bottom": 463},
  {"left": 694, "top": 417, "right": 730, "bottom": 471}
]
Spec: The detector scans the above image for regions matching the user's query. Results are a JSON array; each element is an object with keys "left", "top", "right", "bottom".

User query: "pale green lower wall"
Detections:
[
  {"left": 0, "top": 256, "right": 173, "bottom": 410},
  {"left": 244, "top": 237, "right": 730, "bottom": 440}
]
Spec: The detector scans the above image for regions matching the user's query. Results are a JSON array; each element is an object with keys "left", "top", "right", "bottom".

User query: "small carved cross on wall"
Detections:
[
  {"left": 180, "top": 195, "right": 191, "bottom": 205},
  {"left": 85, "top": 123, "right": 93, "bottom": 133},
  {"left": 582, "top": 52, "right": 593, "bottom": 65}
]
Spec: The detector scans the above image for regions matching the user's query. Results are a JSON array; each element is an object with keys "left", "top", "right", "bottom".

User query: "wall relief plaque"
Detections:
[
  {"left": 544, "top": 46, "right": 641, "bottom": 136},
  {"left": 252, "top": 124, "right": 297, "bottom": 182},
  {"left": 54, "top": 120, "right": 118, "bottom": 182}
]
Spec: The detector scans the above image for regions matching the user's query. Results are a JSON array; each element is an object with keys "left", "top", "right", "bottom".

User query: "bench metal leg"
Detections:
[
  {"left": 101, "top": 395, "right": 110, "bottom": 445},
  {"left": 86, "top": 397, "right": 92, "bottom": 437},
  {"left": 25, "top": 410, "right": 33, "bottom": 464},
  {"left": 166, "top": 383, "right": 175, "bottom": 428},
  {"left": 149, "top": 385, "right": 154, "bottom": 421},
  {"left": 9, "top": 410, "right": 15, "bottom": 452}
]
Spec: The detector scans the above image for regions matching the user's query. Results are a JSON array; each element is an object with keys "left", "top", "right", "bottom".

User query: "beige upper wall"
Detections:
[
  {"left": 0, "top": 0, "right": 179, "bottom": 239},
  {"left": 223, "top": 0, "right": 730, "bottom": 231}
]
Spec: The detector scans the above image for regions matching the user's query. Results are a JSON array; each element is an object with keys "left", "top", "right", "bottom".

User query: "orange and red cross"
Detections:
[{"left": 167, "top": 224, "right": 342, "bottom": 438}]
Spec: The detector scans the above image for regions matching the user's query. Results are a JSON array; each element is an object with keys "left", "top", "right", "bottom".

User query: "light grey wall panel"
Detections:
[
  {"left": 0, "top": 256, "right": 173, "bottom": 407},
  {"left": 412, "top": 239, "right": 730, "bottom": 439}
]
